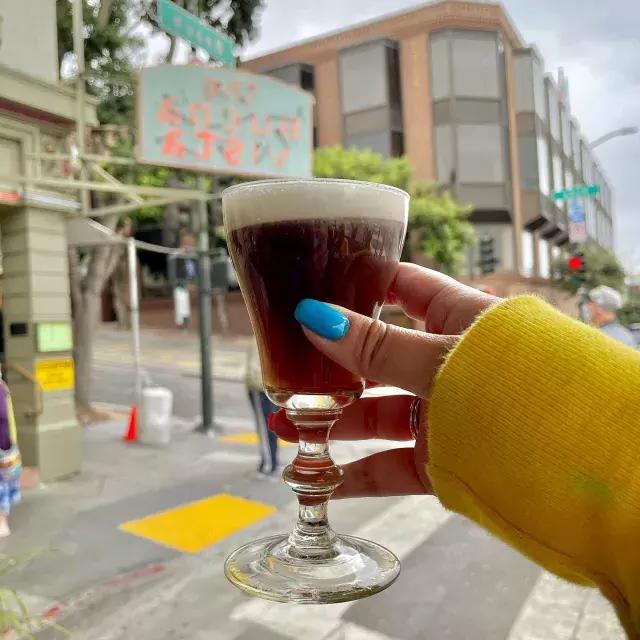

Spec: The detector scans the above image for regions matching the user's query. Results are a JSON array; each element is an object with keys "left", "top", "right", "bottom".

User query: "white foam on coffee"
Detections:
[{"left": 222, "top": 179, "right": 408, "bottom": 232}]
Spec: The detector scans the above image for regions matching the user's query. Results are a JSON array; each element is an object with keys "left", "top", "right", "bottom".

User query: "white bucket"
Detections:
[{"left": 139, "top": 386, "right": 173, "bottom": 445}]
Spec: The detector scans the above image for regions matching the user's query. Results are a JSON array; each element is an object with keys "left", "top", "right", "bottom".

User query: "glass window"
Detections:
[
  {"left": 452, "top": 35, "right": 499, "bottom": 98},
  {"left": 532, "top": 58, "right": 546, "bottom": 122},
  {"left": 560, "top": 106, "right": 571, "bottom": 157},
  {"left": 435, "top": 124, "right": 454, "bottom": 184},
  {"left": 571, "top": 121, "right": 581, "bottom": 174},
  {"left": 387, "top": 46, "right": 402, "bottom": 107},
  {"left": 536, "top": 136, "right": 550, "bottom": 195},
  {"left": 340, "top": 41, "right": 388, "bottom": 114},
  {"left": 539, "top": 238, "right": 550, "bottom": 278},
  {"left": 514, "top": 53, "right": 534, "bottom": 112},
  {"left": 391, "top": 131, "right": 404, "bottom": 157},
  {"left": 344, "top": 131, "right": 390, "bottom": 157},
  {"left": 430, "top": 35, "right": 450, "bottom": 100},
  {"left": 564, "top": 167, "right": 573, "bottom": 192},
  {"left": 521, "top": 230, "right": 534, "bottom": 277},
  {"left": 552, "top": 153, "right": 563, "bottom": 204},
  {"left": 581, "top": 142, "right": 591, "bottom": 183},
  {"left": 547, "top": 80, "right": 560, "bottom": 142},
  {"left": 518, "top": 135, "right": 538, "bottom": 188},
  {"left": 457, "top": 123, "right": 504, "bottom": 182}
]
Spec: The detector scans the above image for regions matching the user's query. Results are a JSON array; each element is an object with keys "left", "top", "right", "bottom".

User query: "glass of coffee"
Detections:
[{"left": 223, "top": 179, "right": 408, "bottom": 604}]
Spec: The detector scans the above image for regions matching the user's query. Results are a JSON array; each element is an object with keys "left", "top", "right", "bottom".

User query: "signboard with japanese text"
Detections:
[
  {"left": 568, "top": 198, "right": 587, "bottom": 243},
  {"left": 137, "top": 65, "right": 314, "bottom": 178},
  {"left": 36, "top": 322, "right": 73, "bottom": 353}
]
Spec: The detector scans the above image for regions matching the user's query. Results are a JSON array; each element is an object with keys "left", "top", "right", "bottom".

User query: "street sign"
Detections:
[
  {"left": 137, "top": 65, "right": 314, "bottom": 178},
  {"left": 553, "top": 184, "right": 600, "bottom": 200},
  {"left": 568, "top": 198, "right": 587, "bottom": 243},
  {"left": 157, "top": 0, "right": 235, "bottom": 67}
]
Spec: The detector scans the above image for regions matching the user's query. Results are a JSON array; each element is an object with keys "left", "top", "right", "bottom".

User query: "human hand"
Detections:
[{"left": 269, "top": 263, "right": 498, "bottom": 499}]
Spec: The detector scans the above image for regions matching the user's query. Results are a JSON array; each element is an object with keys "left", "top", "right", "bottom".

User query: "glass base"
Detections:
[{"left": 225, "top": 533, "right": 400, "bottom": 604}]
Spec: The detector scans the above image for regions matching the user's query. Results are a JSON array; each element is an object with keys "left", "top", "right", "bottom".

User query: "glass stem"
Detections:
[{"left": 282, "top": 409, "right": 344, "bottom": 560}]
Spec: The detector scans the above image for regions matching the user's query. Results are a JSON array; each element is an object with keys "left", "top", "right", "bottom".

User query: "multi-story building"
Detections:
[{"left": 243, "top": 0, "right": 614, "bottom": 295}]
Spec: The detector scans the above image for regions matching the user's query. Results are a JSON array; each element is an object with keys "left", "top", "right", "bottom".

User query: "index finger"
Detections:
[{"left": 388, "top": 263, "right": 498, "bottom": 334}]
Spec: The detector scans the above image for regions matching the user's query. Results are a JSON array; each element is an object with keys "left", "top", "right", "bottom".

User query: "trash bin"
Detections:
[{"left": 139, "top": 387, "right": 173, "bottom": 445}]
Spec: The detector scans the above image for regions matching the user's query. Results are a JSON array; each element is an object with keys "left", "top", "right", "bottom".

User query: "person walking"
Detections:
[
  {"left": 583, "top": 284, "right": 636, "bottom": 347},
  {"left": 245, "top": 339, "right": 279, "bottom": 476},
  {"left": 269, "top": 263, "right": 640, "bottom": 638},
  {"left": 0, "top": 380, "right": 22, "bottom": 537}
]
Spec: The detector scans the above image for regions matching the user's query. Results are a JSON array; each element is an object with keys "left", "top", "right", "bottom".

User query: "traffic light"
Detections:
[
  {"left": 479, "top": 236, "right": 498, "bottom": 274},
  {"left": 568, "top": 251, "right": 586, "bottom": 285}
]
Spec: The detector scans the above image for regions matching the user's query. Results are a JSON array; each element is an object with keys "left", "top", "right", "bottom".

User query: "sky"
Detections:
[{"left": 149, "top": 0, "right": 640, "bottom": 270}]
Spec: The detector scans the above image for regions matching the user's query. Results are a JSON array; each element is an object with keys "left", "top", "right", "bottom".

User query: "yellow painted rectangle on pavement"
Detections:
[
  {"left": 119, "top": 493, "right": 275, "bottom": 553},
  {"left": 35, "top": 358, "right": 75, "bottom": 391},
  {"left": 220, "top": 432, "right": 295, "bottom": 447}
]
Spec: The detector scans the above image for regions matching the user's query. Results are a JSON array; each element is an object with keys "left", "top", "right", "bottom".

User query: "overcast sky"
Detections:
[{"left": 237, "top": 0, "right": 639, "bottom": 270}]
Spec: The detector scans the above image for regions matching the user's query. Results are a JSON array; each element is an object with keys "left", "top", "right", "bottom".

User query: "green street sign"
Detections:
[
  {"left": 553, "top": 184, "right": 600, "bottom": 200},
  {"left": 157, "top": 0, "right": 235, "bottom": 67}
]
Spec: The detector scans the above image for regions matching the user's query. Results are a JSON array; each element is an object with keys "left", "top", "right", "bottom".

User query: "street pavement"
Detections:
[{"left": 0, "top": 326, "right": 624, "bottom": 639}]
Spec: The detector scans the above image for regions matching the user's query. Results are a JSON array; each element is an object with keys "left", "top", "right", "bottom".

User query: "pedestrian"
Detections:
[
  {"left": 0, "top": 380, "right": 21, "bottom": 537},
  {"left": 582, "top": 284, "right": 636, "bottom": 347},
  {"left": 270, "top": 263, "right": 640, "bottom": 638},
  {"left": 245, "top": 338, "right": 278, "bottom": 476}
]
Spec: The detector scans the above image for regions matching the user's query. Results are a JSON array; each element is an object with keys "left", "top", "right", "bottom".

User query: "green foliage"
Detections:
[
  {"left": 57, "top": 0, "right": 143, "bottom": 124},
  {"left": 619, "top": 293, "right": 640, "bottom": 326},
  {"left": 0, "top": 550, "right": 69, "bottom": 638},
  {"left": 313, "top": 146, "right": 475, "bottom": 272},
  {"left": 57, "top": 0, "right": 264, "bottom": 124},
  {"left": 552, "top": 244, "right": 626, "bottom": 294}
]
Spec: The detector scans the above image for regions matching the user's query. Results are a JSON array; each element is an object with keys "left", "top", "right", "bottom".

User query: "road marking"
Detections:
[
  {"left": 507, "top": 572, "right": 594, "bottom": 640},
  {"left": 230, "top": 495, "right": 450, "bottom": 639},
  {"left": 220, "top": 431, "right": 296, "bottom": 447},
  {"left": 119, "top": 493, "right": 276, "bottom": 553}
]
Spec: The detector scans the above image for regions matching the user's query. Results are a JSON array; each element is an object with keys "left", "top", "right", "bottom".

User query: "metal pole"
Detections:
[
  {"left": 72, "top": 0, "right": 90, "bottom": 214},
  {"left": 196, "top": 174, "right": 214, "bottom": 433},
  {"left": 127, "top": 238, "right": 142, "bottom": 404}
]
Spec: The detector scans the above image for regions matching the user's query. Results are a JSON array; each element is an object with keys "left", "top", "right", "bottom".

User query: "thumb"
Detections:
[{"left": 294, "top": 299, "right": 456, "bottom": 398}]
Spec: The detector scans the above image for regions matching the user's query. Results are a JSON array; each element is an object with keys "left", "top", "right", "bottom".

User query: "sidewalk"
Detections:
[{"left": 0, "top": 412, "right": 268, "bottom": 624}]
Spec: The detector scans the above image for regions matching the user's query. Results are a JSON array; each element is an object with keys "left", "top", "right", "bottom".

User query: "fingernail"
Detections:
[{"left": 294, "top": 299, "right": 350, "bottom": 341}]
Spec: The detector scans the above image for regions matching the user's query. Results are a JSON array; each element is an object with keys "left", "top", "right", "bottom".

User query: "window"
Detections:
[
  {"left": 536, "top": 136, "right": 550, "bottom": 195},
  {"left": 340, "top": 42, "right": 388, "bottom": 113},
  {"left": 452, "top": 35, "right": 499, "bottom": 98},
  {"left": 514, "top": 52, "right": 534, "bottom": 112},
  {"left": 457, "top": 123, "right": 504, "bottom": 182},
  {"left": 539, "top": 238, "right": 550, "bottom": 278},
  {"left": 560, "top": 106, "right": 571, "bottom": 157},
  {"left": 435, "top": 125, "right": 454, "bottom": 184},
  {"left": 344, "top": 131, "right": 390, "bottom": 156},
  {"left": 518, "top": 135, "right": 538, "bottom": 188},
  {"left": 521, "top": 230, "right": 534, "bottom": 277},
  {"left": 571, "top": 121, "right": 581, "bottom": 174},
  {"left": 387, "top": 46, "right": 402, "bottom": 107},
  {"left": 547, "top": 81, "right": 560, "bottom": 142},
  {"left": 532, "top": 58, "right": 546, "bottom": 122},
  {"left": 552, "top": 153, "right": 563, "bottom": 204},
  {"left": 430, "top": 35, "right": 450, "bottom": 100}
]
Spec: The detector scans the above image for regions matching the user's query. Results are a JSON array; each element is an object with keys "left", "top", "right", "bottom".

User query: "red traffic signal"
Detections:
[{"left": 568, "top": 254, "right": 585, "bottom": 271}]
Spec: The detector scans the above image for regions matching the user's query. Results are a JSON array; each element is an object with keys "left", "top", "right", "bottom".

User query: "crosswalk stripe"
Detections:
[
  {"left": 230, "top": 495, "right": 451, "bottom": 639},
  {"left": 506, "top": 571, "right": 624, "bottom": 639}
]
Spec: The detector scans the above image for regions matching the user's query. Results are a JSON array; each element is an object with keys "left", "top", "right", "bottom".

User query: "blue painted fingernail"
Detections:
[{"left": 294, "top": 299, "right": 350, "bottom": 341}]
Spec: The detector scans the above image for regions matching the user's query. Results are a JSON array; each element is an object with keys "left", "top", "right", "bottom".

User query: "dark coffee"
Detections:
[{"left": 229, "top": 217, "right": 405, "bottom": 397}]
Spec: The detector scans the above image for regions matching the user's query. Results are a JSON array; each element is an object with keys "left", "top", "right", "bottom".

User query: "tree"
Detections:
[
  {"left": 313, "top": 146, "right": 475, "bottom": 272},
  {"left": 56, "top": 0, "right": 263, "bottom": 416},
  {"left": 552, "top": 244, "right": 626, "bottom": 295}
]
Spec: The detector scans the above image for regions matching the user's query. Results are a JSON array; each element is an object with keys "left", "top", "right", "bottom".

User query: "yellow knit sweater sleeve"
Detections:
[{"left": 428, "top": 296, "right": 640, "bottom": 637}]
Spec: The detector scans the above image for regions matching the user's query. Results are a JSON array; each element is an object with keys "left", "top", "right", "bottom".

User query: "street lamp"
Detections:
[{"left": 590, "top": 126, "right": 639, "bottom": 149}]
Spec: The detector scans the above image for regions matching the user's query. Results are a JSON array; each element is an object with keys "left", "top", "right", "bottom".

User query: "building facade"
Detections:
[{"left": 243, "top": 0, "right": 613, "bottom": 290}]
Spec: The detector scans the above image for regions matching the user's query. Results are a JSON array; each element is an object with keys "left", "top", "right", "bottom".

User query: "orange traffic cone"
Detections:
[{"left": 123, "top": 404, "right": 138, "bottom": 442}]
